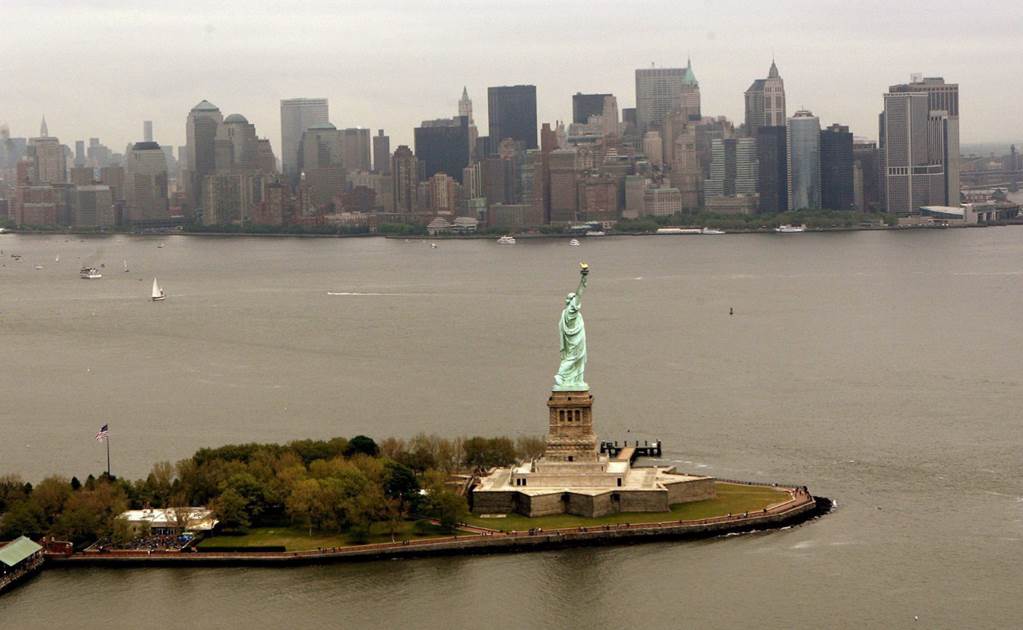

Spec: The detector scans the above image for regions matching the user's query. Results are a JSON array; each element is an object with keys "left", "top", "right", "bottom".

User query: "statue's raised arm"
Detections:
[{"left": 553, "top": 264, "right": 590, "bottom": 392}]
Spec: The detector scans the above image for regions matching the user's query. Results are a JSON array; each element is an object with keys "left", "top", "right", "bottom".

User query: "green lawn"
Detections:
[
  {"left": 197, "top": 521, "right": 450, "bottom": 551},
  {"left": 464, "top": 482, "right": 790, "bottom": 532}
]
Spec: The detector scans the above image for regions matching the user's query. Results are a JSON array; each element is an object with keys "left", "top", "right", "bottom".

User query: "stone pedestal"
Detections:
[{"left": 544, "top": 390, "right": 597, "bottom": 462}]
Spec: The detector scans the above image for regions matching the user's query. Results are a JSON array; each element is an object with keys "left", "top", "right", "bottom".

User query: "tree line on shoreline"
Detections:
[{"left": 0, "top": 434, "right": 545, "bottom": 547}]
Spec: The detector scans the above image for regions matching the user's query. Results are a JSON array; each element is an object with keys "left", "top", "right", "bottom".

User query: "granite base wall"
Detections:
[{"left": 665, "top": 477, "right": 716, "bottom": 504}]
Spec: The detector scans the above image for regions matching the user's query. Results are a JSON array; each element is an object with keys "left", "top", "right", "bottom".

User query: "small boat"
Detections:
[
  {"left": 123, "top": 259, "right": 129, "bottom": 273},
  {"left": 496, "top": 235, "right": 517, "bottom": 245},
  {"left": 157, "top": 243, "right": 165, "bottom": 248},
  {"left": 701, "top": 227, "right": 725, "bottom": 235},
  {"left": 569, "top": 239, "right": 580, "bottom": 247},
  {"left": 430, "top": 243, "right": 438, "bottom": 249},
  {"left": 34, "top": 265, "right": 44, "bottom": 270},
  {"left": 151, "top": 278, "right": 166, "bottom": 302},
  {"left": 775, "top": 224, "right": 807, "bottom": 233},
  {"left": 585, "top": 230, "right": 606, "bottom": 237},
  {"left": 80, "top": 267, "right": 102, "bottom": 279},
  {"left": 55, "top": 255, "right": 60, "bottom": 263}
]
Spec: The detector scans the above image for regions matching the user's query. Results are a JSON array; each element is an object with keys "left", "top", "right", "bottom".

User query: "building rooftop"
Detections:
[
  {"left": 306, "top": 122, "right": 337, "bottom": 131},
  {"left": 0, "top": 536, "right": 42, "bottom": 567},
  {"left": 224, "top": 113, "right": 249, "bottom": 124},
  {"left": 191, "top": 100, "right": 219, "bottom": 112},
  {"left": 132, "top": 141, "right": 161, "bottom": 151},
  {"left": 119, "top": 508, "right": 219, "bottom": 531}
]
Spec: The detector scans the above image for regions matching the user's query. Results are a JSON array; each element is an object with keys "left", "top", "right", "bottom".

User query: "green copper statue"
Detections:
[{"left": 554, "top": 263, "right": 590, "bottom": 391}]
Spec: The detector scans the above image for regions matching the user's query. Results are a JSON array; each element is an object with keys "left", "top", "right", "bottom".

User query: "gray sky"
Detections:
[{"left": 4, "top": 0, "right": 1020, "bottom": 154}]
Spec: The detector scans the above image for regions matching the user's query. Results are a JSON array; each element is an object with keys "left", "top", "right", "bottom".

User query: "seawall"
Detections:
[{"left": 45, "top": 495, "right": 831, "bottom": 568}]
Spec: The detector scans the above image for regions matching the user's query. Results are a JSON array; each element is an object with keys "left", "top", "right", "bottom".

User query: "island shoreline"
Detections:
[{"left": 40, "top": 494, "right": 832, "bottom": 569}]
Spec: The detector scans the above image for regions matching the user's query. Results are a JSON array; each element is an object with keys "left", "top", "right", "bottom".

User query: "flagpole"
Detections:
[{"left": 106, "top": 434, "right": 111, "bottom": 478}]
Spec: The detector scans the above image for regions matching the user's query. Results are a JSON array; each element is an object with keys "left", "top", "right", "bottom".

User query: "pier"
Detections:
[{"left": 599, "top": 439, "right": 662, "bottom": 462}]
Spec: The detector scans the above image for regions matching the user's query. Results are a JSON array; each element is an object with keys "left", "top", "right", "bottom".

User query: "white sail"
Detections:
[
  {"left": 123, "top": 259, "right": 128, "bottom": 272},
  {"left": 152, "top": 278, "right": 162, "bottom": 299}
]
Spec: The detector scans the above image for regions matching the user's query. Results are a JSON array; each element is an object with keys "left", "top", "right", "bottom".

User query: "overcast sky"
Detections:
[{"left": 4, "top": 0, "right": 1020, "bottom": 155}]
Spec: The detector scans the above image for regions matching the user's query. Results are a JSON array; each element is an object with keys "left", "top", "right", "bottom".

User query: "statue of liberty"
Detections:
[{"left": 554, "top": 263, "right": 589, "bottom": 391}]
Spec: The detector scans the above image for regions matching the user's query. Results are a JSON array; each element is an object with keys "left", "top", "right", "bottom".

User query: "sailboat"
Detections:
[
  {"left": 55, "top": 255, "right": 60, "bottom": 263},
  {"left": 151, "top": 278, "right": 166, "bottom": 302},
  {"left": 123, "top": 259, "right": 129, "bottom": 273}
]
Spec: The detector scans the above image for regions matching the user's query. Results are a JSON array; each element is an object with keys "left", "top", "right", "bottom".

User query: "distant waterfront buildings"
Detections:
[
  {"left": 786, "top": 110, "right": 821, "bottom": 210},
  {"left": 280, "top": 97, "right": 329, "bottom": 183},
  {"left": 488, "top": 85, "right": 538, "bottom": 151}
]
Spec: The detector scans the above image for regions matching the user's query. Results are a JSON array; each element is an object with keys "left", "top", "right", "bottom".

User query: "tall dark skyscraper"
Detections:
[
  {"left": 854, "top": 140, "right": 881, "bottom": 211},
  {"left": 414, "top": 116, "right": 470, "bottom": 184},
  {"left": 572, "top": 93, "right": 611, "bottom": 124},
  {"left": 487, "top": 85, "right": 537, "bottom": 152},
  {"left": 373, "top": 130, "right": 390, "bottom": 175},
  {"left": 756, "top": 126, "right": 787, "bottom": 213},
  {"left": 820, "top": 124, "right": 854, "bottom": 210}
]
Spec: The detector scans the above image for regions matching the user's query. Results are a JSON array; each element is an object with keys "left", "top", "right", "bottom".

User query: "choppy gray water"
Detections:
[{"left": 1, "top": 229, "right": 1021, "bottom": 628}]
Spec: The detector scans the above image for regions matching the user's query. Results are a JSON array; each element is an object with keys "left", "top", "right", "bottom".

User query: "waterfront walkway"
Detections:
[{"left": 45, "top": 485, "right": 825, "bottom": 567}]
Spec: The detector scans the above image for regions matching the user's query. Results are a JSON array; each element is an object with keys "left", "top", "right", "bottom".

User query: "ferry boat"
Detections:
[
  {"left": 569, "top": 238, "right": 581, "bottom": 247},
  {"left": 496, "top": 235, "right": 517, "bottom": 245},
  {"left": 656, "top": 227, "right": 701, "bottom": 235},
  {"left": 775, "top": 224, "right": 807, "bottom": 233},
  {"left": 701, "top": 227, "right": 726, "bottom": 235},
  {"left": 80, "top": 267, "right": 102, "bottom": 279},
  {"left": 151, "top": 278, "right": 166, "bottom": 301}
]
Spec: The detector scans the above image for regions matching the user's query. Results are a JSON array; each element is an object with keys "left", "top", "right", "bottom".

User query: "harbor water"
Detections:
[{"left": 0, "top": 228, "right": 1021, "bottom": 628}]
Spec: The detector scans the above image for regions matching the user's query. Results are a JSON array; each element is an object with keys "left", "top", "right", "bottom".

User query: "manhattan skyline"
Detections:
[{"left": 4, "top": 1, "right": 1020, "bottom": 152}]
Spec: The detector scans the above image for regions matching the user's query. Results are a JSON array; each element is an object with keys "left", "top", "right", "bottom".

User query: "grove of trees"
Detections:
[{"left": 0, "top": 433, "right": 542, "bottom": 547}]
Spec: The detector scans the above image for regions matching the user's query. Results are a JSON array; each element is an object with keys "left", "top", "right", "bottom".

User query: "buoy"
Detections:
[{"left": 729, "top": 307, "right": 734, "bottom": 316}]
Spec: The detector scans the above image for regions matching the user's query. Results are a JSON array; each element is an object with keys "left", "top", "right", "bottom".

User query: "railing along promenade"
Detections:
[{"left": 45, "top": 486, "right": 825, "bottom": 567}]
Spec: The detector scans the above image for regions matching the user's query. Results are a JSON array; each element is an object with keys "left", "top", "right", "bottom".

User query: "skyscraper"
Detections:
[
  {"left": 756, "top": 126, "right": 788, "bottom": 213},
  {"left": 373, "top": 130, "right": 390, "bottom": 174},
  {"left": 854, "top": 140, "right": 881, "bottom": 211},
  {"left": 298, "top": 123, "right": 344, "bottom": 209},
  {"left": 280, "top": 97, "right": 329, "bottom": 183},
  {"left": 184, "top": 99, "right": 223, "bottom": 208},
  {"left": 745, "top": 60, "right": 786, "bottom": 134},
  {"left": 28, "top": 118, "right": 66, "bottom": 185},
  {"left": 820, "top": 124, "right": 854, "bottom": 210},
  {"left": 144, "top": 120, "right": 153, "bottom": 143},
  {"left": 705, "top": 138, "right": 758, "bottom": 198},
  {"left": 635, "top": 65, "right": 687, "bottom": 133},
  {"left": 414, "top": 116, "right": 470, "bottom": 183},
  {"left": 678, "top": 58, "right": 701, "bottom": 120},
  {"left": 391, "top": 145, "right": 417, "bottom": 213},
  {"left": 124, "top": 141, "right": 169, "bottom": 222},
  {"left": 886, "top": 76, "right": 959, "bottom": 208},
  {"left": 880, "top": 90, "right": 947, "bottom": 213},
  {"left": 572, "top": 93, "right": 612, "bottom": 125},
  {"left": 487, "top": 85, "right": 537, "bottom": 151},
  {"left": 786, "top": 110, "right": 821, "bottom": 210}
]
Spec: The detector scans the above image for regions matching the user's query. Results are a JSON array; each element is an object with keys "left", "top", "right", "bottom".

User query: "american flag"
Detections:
[{"left": 95, "top": 424, "right": 109, "bottom": 441}]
